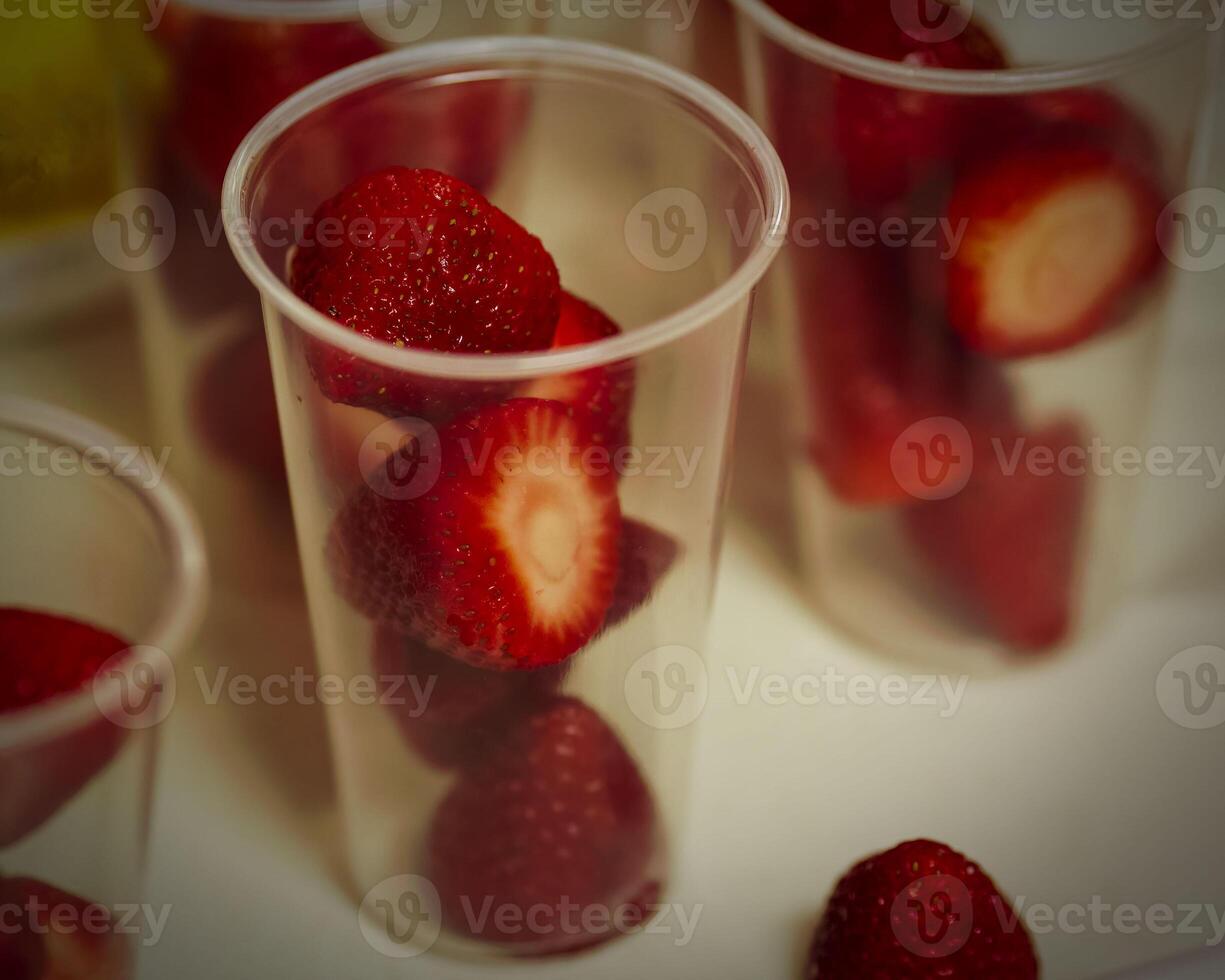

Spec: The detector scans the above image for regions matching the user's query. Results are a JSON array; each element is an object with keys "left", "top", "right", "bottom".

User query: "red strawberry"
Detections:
[
  {"left": 371, "top": 627, "right": 565, "bottom": 769},
  {"left": 0, "top": 877, "right": 129, "bottom": 980},
  {"left": 603, "top": 520, "right": 681, "bottom": 631},
  {"left": 192, "top": 325, "right": 286, "bottom": 486},
  {"left": 0, "top": 609, "right": 131, "bottom": 846},
  {"left": 427, "top": 697, "right": 657, "bottom": 953},
  {"left": 807, "top": 838, "right": 1038, "bottom": 978},
  {"left": 797, "top": 242, "right": 1012, "bottom": 505},
  {"left": 161, "top": 18, "right": 386, "bottom": 194},
  {"left": 328, "top": 398, "right": 620, "bottom": 670},
  {"left": 766, "top": 0, "right": 1009, "bottom": 203},
  {"left": 904, "top": 420, "right": 1087, "bottom": 650},
  {"left": 291, "top": 167, "right": 560, "bottom": 420},
  {"left": 946, "top": 144, "right": 1165, "bottom": 356},
  {"left": 517, "top": 291, "right": 635, "bottom": 452}
]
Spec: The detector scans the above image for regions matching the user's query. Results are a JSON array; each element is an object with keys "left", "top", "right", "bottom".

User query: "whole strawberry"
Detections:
[
  {"left": 807, "top": 839, "right": 1039, "bottom": 979},
  {"left": 327, "top": 398, "right": 620, "bottom": 670},
  {"left": 291, "top": 167, "right": 560, "bottom": 420},
  {"left": 427, "top": 697, "right": 657, "bottom": 953}
]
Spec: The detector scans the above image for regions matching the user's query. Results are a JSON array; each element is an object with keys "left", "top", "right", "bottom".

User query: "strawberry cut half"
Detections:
[
  {"left": 427, "top": 696, "right": 658, "bottom": 954},
  {"left": 903, "top": 419, "right": 1088, "bottom": 650},
  {"left": 328, "top": 398, "right": 621, "bottom": 670},
  {"left": 0, "top": 609, "right": 130, "bottom": 847},
  {"left": 808, "top": 838, "right": 1039, "bottom": 979},
  {"left": 946, "top": 144, "right": 1165, "bottom": 357},
  {"left": 517, "top": 291, "right": 635, "bottom": 453},
  {"left": 291, "top": 167, "right": 561, "bottom": 421},
  {"left": 371, "top": 627, "right": 566, "bottom": 769},
  {"left": 0, "top": 876, "right": 129, "bottom": 980}
]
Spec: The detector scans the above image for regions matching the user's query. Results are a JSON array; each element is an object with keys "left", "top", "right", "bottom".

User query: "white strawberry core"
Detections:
[
  {"left": 982, "top": 176, "right": 1139, "bottom": 342},
  {"left": 488, "top": 408, "right": 617, "bottom": 633}
]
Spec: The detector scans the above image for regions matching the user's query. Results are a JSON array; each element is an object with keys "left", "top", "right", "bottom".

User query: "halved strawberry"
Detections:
[
  {"left": 192, "top": 324, "right": 286, "bottom": 486},
  {"left": 603, "top": 519, "right": 682, "bottom": 632},
  {"left": 945, "top": 144, "right": 1165, "bottom": 357},
  {"left": 0, "top": 877, "right": 129, "bottom": 980},
  {"left": 328, "top": 399, "right": 620, "bottom": 670},
  {"left": 291, "top": 168, "right": 560, "bottom": 421},
  {"left": 372, "top": 627, "right": 565, "bottom": 769},
  {"left": 427, "top": 696, "right": 657, "bottom": 953},
  {"left": 808, "top": 839, "right": 1038, "bottom": 978},
  {"left": 517, "top": 291, "right": 635, "bottom": 452},
  {"left": 0, "top": 609, "right": 131, "bottom": 847},
  {"left": 161, "top": 18, "right": 386, "bottom": 194},
  {"left": 904, "top": 420, "right": 1087, "bottom": 650}
]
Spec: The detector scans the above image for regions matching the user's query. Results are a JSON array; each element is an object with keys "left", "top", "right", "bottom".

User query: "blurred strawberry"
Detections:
[
  {"left": 0, "top": 876, "right": 129, "bottom": 980},
  {"left": 161, "top": 18, "right": 385, "bottom": 194},
  {"left": 428, "top": 696, "right": 657, "bottom": 952},
  {"left": 904, "top": 419, "right": 1088, "bottom": 650},
  {"left": 945, "top": 144, "right": 1165, "bottom": 357},
  {"left": 372, "top": 627, "right": 566, "bottom": 769},
  {"left": 603, "top": 519, "right": 682, "bottom": 631},
  {"left": 767, "top": 0, "right": 1009, "bottom": 204},
  {"left": 192, "top": 325, "right": 286, "bottom": 486},
  {"left": 807, "top": 838, "right": 1038, "bottom": 978},
  {"left": 0, "top": 609, "right": 130, "bottom": 847},
  {"left": 518, "top": 291, "right": 635, "bottom": 453},
  {"left": 327, "top": 398, "right": 620, "bottom": 670},
  {"left": 291, "top": 167, "right": 560, "bottom": 421}
]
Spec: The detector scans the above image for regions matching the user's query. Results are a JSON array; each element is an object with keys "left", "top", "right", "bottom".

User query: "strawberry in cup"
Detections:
[
  {"left": 222, "top": 40, "right": 787, "bottom": 958},
  {"left": 735, "top": 0, "right": 1208, "bottom": 660}
]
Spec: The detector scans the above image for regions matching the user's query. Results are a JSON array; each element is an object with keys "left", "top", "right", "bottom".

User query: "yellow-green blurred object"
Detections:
[{"left": 0, "top": 16, "right": 121, "bottom": 237}]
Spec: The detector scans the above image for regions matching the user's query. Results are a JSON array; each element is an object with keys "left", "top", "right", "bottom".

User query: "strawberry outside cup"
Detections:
[
  {"left": 0, "top": 396, "right": 207, "bottom": 978},
  {"left": 223, "top": 38, "right": 787, "bottom": 959},
  {"left": 730, "top": 0, "right": 1214, "bottom": 666}
]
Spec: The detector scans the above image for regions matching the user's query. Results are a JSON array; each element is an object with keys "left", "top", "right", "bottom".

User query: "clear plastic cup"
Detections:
[
  {"left": 731, "top": 0, "right": 1213, "bottom": 668},
  {"left": 0, "top": 395, "right": 207, "bottom": 978},
  {"left": 224, "top": 37, "right": 786, "bottom": 958}
]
